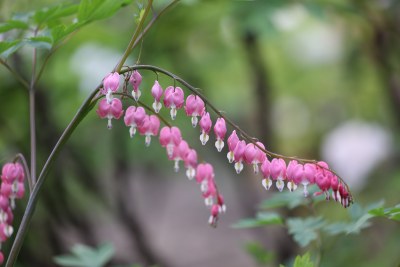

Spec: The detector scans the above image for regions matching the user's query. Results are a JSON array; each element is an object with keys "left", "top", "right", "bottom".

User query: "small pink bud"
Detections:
[
  {"left": 138, "top": 115, "right": 160, "bottom": 146},
  {"left": 260, "top": 158, "right": 272, "bottom": 190},
  {"left": 286, "top": 160, "right": 304, "bottom": 192},
  {"left": 214, "top": 118, "right": 227, "bottom": 152},
  {"left": 129, "top": 70, "right": 142, "bottom": 101},
  {"left": 196, "top": 163, "right": 214, "bottom": 184},
  {"left": 172, "top": 140, "right": 190, "bottom": 172},
  {"left": 0, "top": 195, "right": 9, "bottom": 210},
  {"left": 227, "top": 131, "right": 239, "bottom": 163},
  {"left": 208, "top": 204, "right": 220, "bottom": 227},
  {"left": 151, "top": 80, "right": 163, "bottom": 113},
  {"left": 185, "top": 95, "right": 205, "bottom": 127},
  {"left": 199, "top": 112, "right": 212, "bottom": 145},
  {"left": 244, "top": 142, "right": 266, "bottom": 174},
  {"left": 270, "top": 158, "right": 286, "bottom": 192},
  {"left": 1, "top": 163, "right": 24, "bottom": 183},
  {"left": 184, "top": 149, "right": 197, "bottom": 180},
  {"left": 233, "top": 140, "right": 246, "bottom": 174},
  {"left": 124, "top": 106, "right": 146, "bottom": 137},
  {"left": 101, "top": 72, "right": 120, "bottom": 100},
  {"left": 164, "top": 86, "right": 184, "bottom": 120},
  {"left": 159, "top": 126, "right": 182, "bottom": 158},
  {"left": 15, "top": 182, "right": 25, "bottom": 199},
  {"left": 97, "top": 98, "right": 124, "bottom": 129}
]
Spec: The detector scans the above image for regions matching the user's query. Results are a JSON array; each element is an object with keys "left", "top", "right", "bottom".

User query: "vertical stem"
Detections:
[
  {"left": 30, "top": 48, "right": 37, "bottom": 185},
  {"left": 114, "top": 0, "right": 153, "bottom": 73}
]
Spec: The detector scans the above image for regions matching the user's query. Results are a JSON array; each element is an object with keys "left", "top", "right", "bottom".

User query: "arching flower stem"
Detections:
[{"left": 120, "top": 65, "right": 353, "bottom": 198}]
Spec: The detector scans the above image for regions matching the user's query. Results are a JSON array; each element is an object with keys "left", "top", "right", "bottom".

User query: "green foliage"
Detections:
[
  {"left": 369, "top": 204, "right": 400, "bottom": 221},
  {"left": 244, "top": 242, "right": 275, "bottom": 266},
  {"left": 53, "top": 243, "right": 115, "bottom": 267},
  {"left": 0, "top": 0, "right": 133, "bottom": 59},
  {"left": 232, "top": 211, "right": 283, "bottom": 228},
  {"left": 293, "top": 252, "right": 315, "bottom": 267},
  {"left": 77, "top": 0, "right": 133, "bottom": 24},
  {"left": 287, "top": 217, "right": 325, "bottom": 247}
]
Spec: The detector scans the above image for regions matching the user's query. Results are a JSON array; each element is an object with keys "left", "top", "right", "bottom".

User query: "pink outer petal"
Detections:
[
  {"left": 199, "top": 112, "right": 212, "bottom": 133},
  {"left": 213, "top": 118, "right": 227, "bottom": 140},
  {"left": 260, "top": 158, "right": 271, "bottom": 178},
  {"left": 163, "top": 86, "right": 184, "bottom": 108},
  {"left": 303, "top": 163, "right": 316, "bottom": 184},
  {"left": 102, "top": 72, "right": 120, "bottom": 94},
  {"left": 270, "top": 158, "right": 286, "bottom": 180},
  {"left": 184, "top": 149, "right": 197, "bottom": 168},
  {"left": 173, "top": 140, "right": 190, "bottom": 160},
  {"left": 151, "top": 80, "right": 163, "bottom": 101},
  {"left": 196, "top": 163, "right": 214, "bottom": 184},
  {"left": 227, "top": 130, "right": 239, "bottom": 151},
  {"left": 109, "top": 98, "right": 124, "bottom": 119},
  {"left": 129, "top": 71, "right": 142, "bottom": 92},
  {"left": 185, "top": 95, "right": 205, "bottom": 116},
  {"left": 1, "top": 163, "right": 24, "bottom": 183},
  {"left": 233, "top": 140, "right": 246, "bottom": 162}
]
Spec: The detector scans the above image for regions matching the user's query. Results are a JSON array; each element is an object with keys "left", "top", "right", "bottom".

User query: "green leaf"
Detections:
[
  {"left": 78, "top": 0, "right": 133, "bottom": 23},
  {"left": 54, "top": 243, "right": 115, "bottom": 267},
  {"left": 0, "top": 40, "right": 23, "bottom": 58},
  {"left": 259, "top": 188, "right": 321, "bottom": 210},
  {"left": 232, "top": 212, "right": 283, "bottom": 228},
  {"left": 244, "top": 242, "right": 274, "bottom": 265},
  {"left": 26, "top": 36, "right": 53, "bottom": 50},
  {"left": 0, "top": 20, "right": 29, "bottom": 33},
  {"left": 287, "top": 217, "right": 325, "bottom": 247},
  {"left": 293, "top": 252, "right": 315, "bottom": 267},
  {"left": 369, "top": 203, "right": 400, "bottom": 222},
  {"left": 33, "top": 4, "right": 79, "bottom": 26}
]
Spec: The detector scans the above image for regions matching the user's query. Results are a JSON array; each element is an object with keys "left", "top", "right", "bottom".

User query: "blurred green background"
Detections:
[{"left": 1, "top": 0, "right": 399, "bottom": 266}]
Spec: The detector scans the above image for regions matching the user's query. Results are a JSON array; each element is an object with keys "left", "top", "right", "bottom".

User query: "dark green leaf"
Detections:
[
  {"left": 293, "top": 252, "right": 315, "bottom": 267},
  {"left": 78, "top": 0, "right": 133, "bottom": 23},
  {"left": 287, "top": 217, "right": 325, "bottom": 247},
  {"left": 0, "top": 20, "right": 29, "bottom": 33}
]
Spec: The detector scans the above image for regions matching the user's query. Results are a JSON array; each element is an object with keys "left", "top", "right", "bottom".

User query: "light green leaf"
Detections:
[
  {"left": 259, "top": 188, "right": 321, "bottom": 210},
  {"left": 33, "top": 4, "right": 79, "bottom": 25},
  {"left": 287, "top": 217, "right": 325, "bottom": 247},
  {"left": 0, "top": 40, "right": 23, "bottom": 58},
  {"left": 53, "top": 243, "right": 115, "bottom": 267},
  {"left": 244, "top": 242, "right": 274, "bottom": 265},
  {"left": 26, "top": 36, "right": 53, "bottom": 50},
  {"left": 293, "top": 252, "right": 315, "bottom": 267},
  {"left": 0, "top": 20, "right": 29, "bottom": 33}
]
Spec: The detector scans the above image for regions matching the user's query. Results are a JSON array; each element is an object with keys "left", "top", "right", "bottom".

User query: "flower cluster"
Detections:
[
  {"left": 96, "top": 69, "right": 353, "bottom": 226},
  {"left": 0, "top": 162, "right": 26, "bottom": 264}
]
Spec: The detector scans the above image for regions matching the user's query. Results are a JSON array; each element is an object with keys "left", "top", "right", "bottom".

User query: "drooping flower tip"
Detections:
[
  {"left": 1, "top": 163, "right": 24, "bottom": 183},
  {"left": 185, "top": 94, "right": 205, "bottom": 127},
  {"left": 164, "top": 86, "right": 185, "bottom": 120},
  {"left": 159, "top": 126, "right": 182, "bottom": 158},
  {"left": 199, "top": 112, "right": 212, "bottom": 145},
  {"left": 151, "top": 80, "right": 163, "bottom": 113},
  {"left": 214, "top": 118, "right": 227, "bottom": 152},
  {"left": 129, "top": 71, "right": 143, "bottom": 101},
  {"left": 138, "top": 115, "right": 160, "bottom": 146},
  {"left": 227, "top": 130, "right": 239, "bottom": 163}
]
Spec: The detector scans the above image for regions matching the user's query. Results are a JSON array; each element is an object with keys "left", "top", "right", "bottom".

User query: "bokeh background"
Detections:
[{"left": 1, "top": 0, "right": 400, "bottom": 266}]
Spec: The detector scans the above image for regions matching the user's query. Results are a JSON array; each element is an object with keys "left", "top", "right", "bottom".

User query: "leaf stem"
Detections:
[{"left": 0, "top": 59, "right": 30, "bottom": 89}]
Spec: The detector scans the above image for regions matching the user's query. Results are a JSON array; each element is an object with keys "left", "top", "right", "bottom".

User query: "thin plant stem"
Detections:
[
  {"left": 5, "top": 85, "right": 101, "bottom": 267},
  {"left": 0, "top": 59, "right": 29, "bottom": 89},
  {"left": 6, "top": 1, "right": 177, "bottom": 264},
  {"left": 29, "top": 48, "right": 37, "bottom": 185},
  {"left": 114, "top": 0, "right": 154, "bottom": 72}
]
